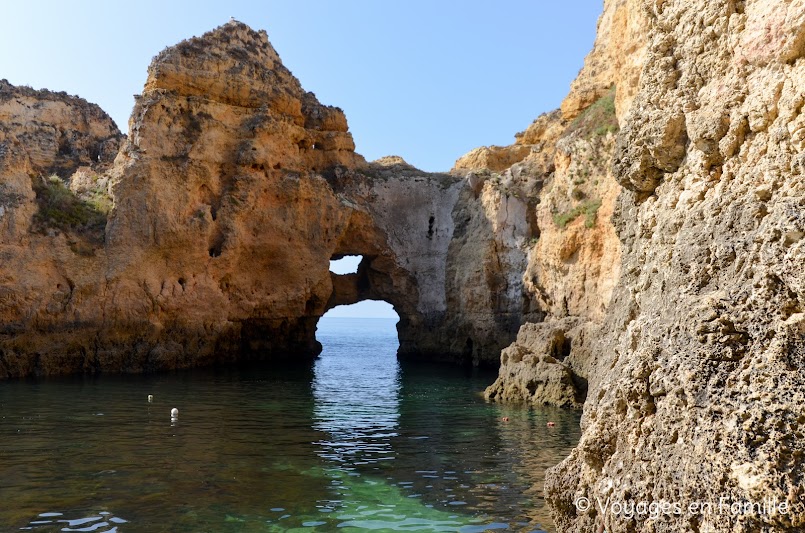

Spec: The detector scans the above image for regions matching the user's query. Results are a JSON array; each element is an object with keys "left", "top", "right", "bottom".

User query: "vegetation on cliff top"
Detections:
[
  {"left": 566, "top": 86, "right": 618, "bottom": 139},
  {"left": 553, "top": 198, "right": 602, "bottom": 229},
  {"left": 32, "top": 175, "right": 110, "bottom": 249}
]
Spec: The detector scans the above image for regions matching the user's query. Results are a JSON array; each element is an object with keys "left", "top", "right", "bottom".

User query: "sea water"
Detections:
[{"left": 0, "top": 317, "right": 580, "bottom": 532}]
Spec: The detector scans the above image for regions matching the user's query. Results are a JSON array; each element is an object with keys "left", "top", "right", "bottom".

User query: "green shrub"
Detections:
[
  {"left": 33, "top": 175, "right": 109, "bottom": 242},
  {"left": 553, "top": 198, "right": 602, "bottom": 229},
  {"left": 566, "top": 86, "right": 619, "bottom": 140}
]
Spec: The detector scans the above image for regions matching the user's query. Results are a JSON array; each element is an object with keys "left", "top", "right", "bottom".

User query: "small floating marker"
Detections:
[
  {"left": 502, "top": 417, "right": 509, "bottom": 422},
  {"left": 147, "top": 395, "right": 154, "bottom": 403},
  {"left": 171, "top": 408, "right": 179, "bottom": 418},
  {"left": 547, "top": 421, "right": 556, "bottom": 427}
]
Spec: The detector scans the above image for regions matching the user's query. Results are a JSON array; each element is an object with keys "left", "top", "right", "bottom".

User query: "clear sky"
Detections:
[{"left": 1, "top": 1, "right": 603, "bottom": 317}]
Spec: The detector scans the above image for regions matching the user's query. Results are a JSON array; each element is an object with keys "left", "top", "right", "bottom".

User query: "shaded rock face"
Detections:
[
  {"left": 542, "top": 1, "right": 805, "bottom": 532},
  {"left": 0, "top": 22, "right": 529, "bottom": 377},
  {"left": 471, "top": 11, "right": 635, "bottom": 410},
  {"left": 472, "top": 0, "right": 803, "bottom": 530}
]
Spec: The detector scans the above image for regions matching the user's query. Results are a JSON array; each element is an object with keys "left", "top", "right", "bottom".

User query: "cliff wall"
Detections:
[
  {"left": 0, "top": 22, "right": 531, "bottom": 376},
  {"left": 462, "top": 1, "right": 803, "bottom": 530},
  {"left": 546, "top": 1, "right": 805, "bottom": 530}
]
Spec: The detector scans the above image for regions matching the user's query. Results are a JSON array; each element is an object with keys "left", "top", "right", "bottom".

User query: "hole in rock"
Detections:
[
  {"left": 329, "top": 255, "right": 363, "bottom": 275},
  {"left": 209, "top": 232, "right": 225, "bottom": 257},
  {"left": 321, "top": 300, "right": 398, "bottom": 320}
]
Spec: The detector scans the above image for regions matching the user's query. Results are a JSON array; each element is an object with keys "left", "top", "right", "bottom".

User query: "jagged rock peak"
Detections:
[
  {"left": 144, "top": 21, "right": 296, "bottom": 105},
  {"left": 143, "top": 20, "right": 352, "bottom": 136},
  {"left": 128, "top": 20, "right": 362, "bottom": 169}
]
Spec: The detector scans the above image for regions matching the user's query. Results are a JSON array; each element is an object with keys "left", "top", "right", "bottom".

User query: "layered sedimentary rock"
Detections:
[{"left": 0, "top": 22, "right": 531, "bottom": 376}]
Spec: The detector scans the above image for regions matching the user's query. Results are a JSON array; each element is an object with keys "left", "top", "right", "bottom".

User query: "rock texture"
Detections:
[
  {"left": 543, "top": 1, "right": 805, "bottom": 532},
  {"left": 0, "top": 22, "right": 531, "bottom": 377},
  {"left": 475, "top": 0, "right": 804, "bottom": 531}
]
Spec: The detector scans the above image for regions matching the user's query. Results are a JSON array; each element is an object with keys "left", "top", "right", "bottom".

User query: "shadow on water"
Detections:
[{"left": 0, "top": 317, "right": 581, "bottom": 532}]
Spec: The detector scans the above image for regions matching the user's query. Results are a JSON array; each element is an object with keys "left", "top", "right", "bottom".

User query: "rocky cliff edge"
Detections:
[{"left": 0, "top": 21, "right": 538, "bottom": 376}]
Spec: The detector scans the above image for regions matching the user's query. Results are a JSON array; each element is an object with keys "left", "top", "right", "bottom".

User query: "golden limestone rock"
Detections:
[{"left": 0, "top": 21, "right": 535, "bottom": 376}]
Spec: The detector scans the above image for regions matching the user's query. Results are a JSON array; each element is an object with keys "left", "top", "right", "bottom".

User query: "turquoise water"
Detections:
[{"left": 0, "top": 317, "right": 581, "bottom": 532}]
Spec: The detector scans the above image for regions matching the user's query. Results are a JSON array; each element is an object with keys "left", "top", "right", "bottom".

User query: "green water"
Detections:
[{"left": 0, "top": 318, "right": 581, "bottom": 532}]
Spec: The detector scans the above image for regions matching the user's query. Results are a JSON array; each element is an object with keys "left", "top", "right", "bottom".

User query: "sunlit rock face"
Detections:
[
  {"left": 0, "top": 21, "right": 535, "bottom": 376},
  {"left": 466, "top": 0, "right": 804, "bottom": 530},
  {"left": 543, "top": 1, "right": 805, "bottom": 531}
]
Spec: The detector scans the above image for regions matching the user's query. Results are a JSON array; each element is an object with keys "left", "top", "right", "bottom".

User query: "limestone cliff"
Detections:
[
  {"left": 471, "top": 0, "right": 803, "bottom": 530},
  {"left": 2, "top": 5, "right": 804, "bottom": 532},
  {"left": 545, "top": 1, "right": 805, "bottom": 531},
  {"left": 0, "top": 22, "right": 527, "bottom": 376},
  {"left": 470, "top": 0, "right": 647, "bottom": 408}
]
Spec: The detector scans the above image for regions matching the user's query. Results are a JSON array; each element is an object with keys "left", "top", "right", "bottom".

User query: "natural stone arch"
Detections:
[{"left": 0, "top": 22, "right": 534, "bottom": 377}]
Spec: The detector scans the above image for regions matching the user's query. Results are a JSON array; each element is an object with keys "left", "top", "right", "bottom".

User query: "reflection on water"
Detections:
[
  {"left": 312, "top": 318, "right": 401, "bottom": 467},
  {"left": 0, "top": 317, "right": 581, "bottom": 532},
  {"left": 21, "top": 511, "right": 127, "bottom": 531}
]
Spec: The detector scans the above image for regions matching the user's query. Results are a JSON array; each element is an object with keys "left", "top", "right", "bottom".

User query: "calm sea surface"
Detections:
[{"left": 0, "top": 317, "right": 580, "bottom": 532}]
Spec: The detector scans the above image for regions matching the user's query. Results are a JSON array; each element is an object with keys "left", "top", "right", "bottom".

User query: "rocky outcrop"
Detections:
[
  {"left": 476, "top": 1, "right": 803, "bottom": 530},
  {"left": 542, "top": 1, "right": 805, "bottom": 532},
  {"left": 3, "top": 6, "right": 804, "bottom": 531},
  {"left": 473, "top": 9, "right": 634, "bottom": 409},
  {"left": 0, "top": 22, "right": 532, "bottom": 377},
  {"left": 0, "top": 81, "right": 124, "bottom": 376},
  {"left": 476, "top": 107, "right": 624, "bottom": 408}
]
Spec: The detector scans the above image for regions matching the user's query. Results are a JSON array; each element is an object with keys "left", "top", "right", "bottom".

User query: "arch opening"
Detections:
[
  {"left": 329, "top": 254, "right": 362, "bottom": 275},
  {"left": 316, "top": 301, "right": 401, "bottom": 362},
  {"left": 321, "top": 251, "right": 419, "bottom": 362},
  {"left": 323, "top": 299, "right": 399, "bottom": 319}
]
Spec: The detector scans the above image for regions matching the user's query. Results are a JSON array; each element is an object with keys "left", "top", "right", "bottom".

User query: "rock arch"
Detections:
[{"left": 0, "top": 22, "right": 535, "bottom": 377}]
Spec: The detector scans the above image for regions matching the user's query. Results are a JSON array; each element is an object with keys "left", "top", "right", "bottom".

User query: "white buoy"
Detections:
[
  {"left": 171, "top": 408, "right": 179, "bottom": 418},
  {"left": 147, "top": 395, "right": 153, "bottom": 403}
]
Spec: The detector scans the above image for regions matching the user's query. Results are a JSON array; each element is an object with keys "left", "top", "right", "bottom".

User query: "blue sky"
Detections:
[{"left": 1, "top": 1, "right": 602, "bottom": 317}]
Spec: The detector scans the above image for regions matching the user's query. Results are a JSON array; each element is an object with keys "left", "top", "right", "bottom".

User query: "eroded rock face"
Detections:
[
  {"left": 468, "top": 108, "right": 625, "bottom": 408},
  {"left": 468, "top": 3, "right": 636, "bottom": 409},
  {"left": 0, "top": 81, "right": 124, "bottom": 376},
  {"left": 560, "top": 0, "right": 648, "bottom": 124},
  {"left": 0, "top": 22, "right": 530, "bottom": 376},
  {"left": 544, "top": 1, "right": 805, "bottom": 531}
]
